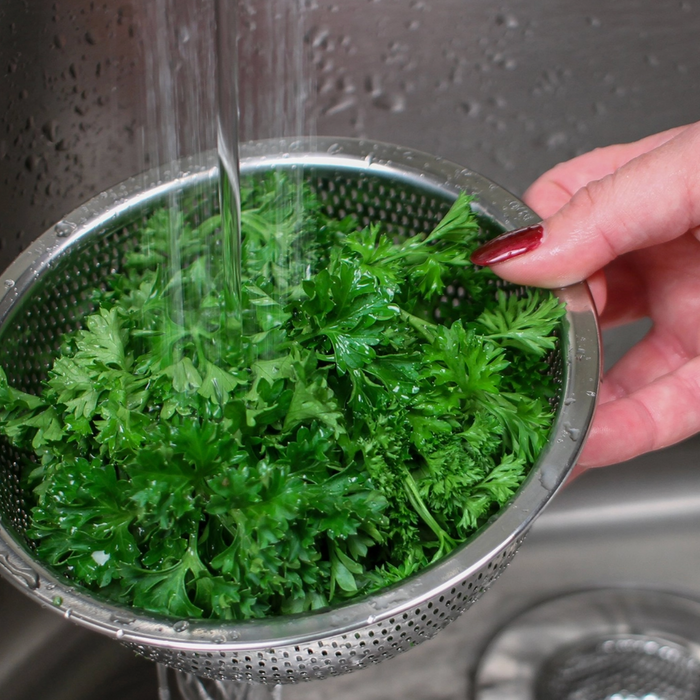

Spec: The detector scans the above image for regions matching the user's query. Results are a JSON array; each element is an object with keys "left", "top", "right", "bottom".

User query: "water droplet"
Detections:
[
  {"left": 229, "top": 630, "right": 240, "bottom": 640},
  {"left": 174, "top": 620, "right": 190, "bottom": 632},
  {"left": 214, "top": 635, "right": 226, "bottom": 644},
  {"left": 0, "top": 552, "right": 39, "bottom": 589},
  {"left": 52, "top": 595, "right": 63, "bottom": 606},
  {"left": 91, "top": 550, "right": 110, "bottom": 566},
  {"left": 115, "top": 629, "right": 125, "bottom": 639},
  {"left": 564, "top": 397, "right": 576, "bottom": 405},
  {"left": 539, "top": 466, "right": 559, "bottom": 491},
  {"left": 54, "top": 221, "right": 77, "bottom": 237},
  {"left": 372, "top": 92, "right": 406, "bottom": 113},
  {"left": 25, "top": 155, "right": 41, "bottom": 173},
  {"left": 111, "top": 615, "right": 135, "bottom": 625},
  {"left": 460, "top": 100, "right": 481, "bottom": 117},
  {"left": 42, "top": 120, "right": 60, "bottom": 143},
  {"left": 64, "top": 608, "right": 72, "bottom": 619},
  {"left": 322, "top": 95, "right": 356, "bottom": 117},
  {"left": 3, "top": 279, "right": 14, "bottom": 289},
  {"left": 546, "top": 132, "right": 567, "bottom": 149},
  {"left": 496, "top": 13, "right": 519, "bottom": 28},
  {"left": 367, "top": 615, "right": 377, "bottom": 624},
  {"left": 564, "top": 424, "right": 581, "bottom": 441},
  {"left": 586, "top": 390, "right": 597, "bottom": 397}
]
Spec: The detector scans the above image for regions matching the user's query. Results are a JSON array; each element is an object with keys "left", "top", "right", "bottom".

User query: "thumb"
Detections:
[{"left": 471, "top": 123, "right": 700, "bottom": 288}]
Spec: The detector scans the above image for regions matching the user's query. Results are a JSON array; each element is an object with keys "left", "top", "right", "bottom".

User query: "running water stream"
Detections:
[
  {"left": 143, "top": 0, "right": 313, "bottom": 342},
  {"left": 215, "top": 0, "right": 243, "bottom": 321},
  {"left": 146, "top": 3, "right": 307, "bottom": 696},
  {"left": 142, "top": 0, "right": 243, "bottom": 349}
]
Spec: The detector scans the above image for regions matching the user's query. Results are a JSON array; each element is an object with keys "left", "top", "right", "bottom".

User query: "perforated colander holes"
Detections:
[
  {"left": 0, "top": 223, "right": 141, "bottom": 392},
  {"left": 0, "top": 445, "right": 32, "bottom": 537},
  {"left": 314, "top": 173, "right": 448, "bottom": 239},
  {"left": 547, "top": 347, "right": 562, "bottom": 379}
]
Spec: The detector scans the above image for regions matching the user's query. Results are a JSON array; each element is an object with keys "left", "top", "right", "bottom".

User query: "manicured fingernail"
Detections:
[{"left": 470, "top": 224, "right": 544, "bottom": 266}]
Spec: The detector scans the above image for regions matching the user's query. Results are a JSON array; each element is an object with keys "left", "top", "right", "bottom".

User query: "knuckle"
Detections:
[{"left": 565, "top": 179, "right": 619, "bottom": 259}]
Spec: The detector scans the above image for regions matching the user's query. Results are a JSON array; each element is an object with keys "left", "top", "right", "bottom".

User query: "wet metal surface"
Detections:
[{"left": 2, "top": 1, "right": 700, "bottom": 272}]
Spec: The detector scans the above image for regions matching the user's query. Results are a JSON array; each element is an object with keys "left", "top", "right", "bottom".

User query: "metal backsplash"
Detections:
[{"left": 1, "top": 0, "right": 699, "bottom": 274}]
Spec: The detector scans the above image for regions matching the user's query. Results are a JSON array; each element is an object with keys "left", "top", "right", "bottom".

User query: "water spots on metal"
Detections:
[
  {"left": 0, "top": 551, "right": 39, "bottom": 589},
  {"left": 54, "top": 221, "right": 77, "bottom": 237}
]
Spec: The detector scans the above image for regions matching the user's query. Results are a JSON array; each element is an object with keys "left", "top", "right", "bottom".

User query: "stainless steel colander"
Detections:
[{"left": 0, "top": 138, "right": 599, "bottom": 684}]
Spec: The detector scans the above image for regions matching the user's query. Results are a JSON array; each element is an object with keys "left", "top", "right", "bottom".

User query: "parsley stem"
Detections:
[
  {"left": 399, "top": 308, "right": 438, "bottom": 343},
  {"left": 403, "top": 471, "right": 457, "bottom": 559}
]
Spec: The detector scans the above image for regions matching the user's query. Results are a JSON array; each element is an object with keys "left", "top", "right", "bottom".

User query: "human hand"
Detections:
[{"left": 470, "top": 122, "right": 700, "bottom": 469}]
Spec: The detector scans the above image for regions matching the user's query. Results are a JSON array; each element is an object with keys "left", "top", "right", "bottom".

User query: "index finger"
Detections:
[
  {"left": 479, "top": 123, "right": 700, "bottom": 288},
  {"left": 524, "top": 125, "right": 690, "bottom": 218}
]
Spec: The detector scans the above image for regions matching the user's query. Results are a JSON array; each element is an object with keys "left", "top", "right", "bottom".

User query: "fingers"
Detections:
[
  {"left": 598, "top": 326, "right": 688, "bottom": 403},
  {"left": 578, "top": 256, "right": 649, "bottom": 330},
  {"left": 586, "top": 269, "right": 608, "bottom": 318},
  {"left": 474, "top": 122, "right": 700, "bottom": 288},
  {"left": 523, "top": 125, "right": 691, "bottom": 218},
  {"left": 578, "top": 355, "right": 700, "bottom": 468},
  {"left": 595, "top": 255, "right": 648, "bottom": 329}
]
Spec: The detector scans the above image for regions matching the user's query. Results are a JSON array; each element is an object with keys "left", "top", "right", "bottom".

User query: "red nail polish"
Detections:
[{"left": 470, "top": 224, "right": 544, "bottom": 266}]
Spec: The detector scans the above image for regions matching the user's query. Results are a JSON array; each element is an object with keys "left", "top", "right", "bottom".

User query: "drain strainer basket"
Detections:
[
  {"left": 538, "top": 633, "right": 700, "bottom": 700},
  {"left": 474, "top": 589, "right": 700, "bottom": 700},
  {"left": 0, "top": 138, "right": 599, "bottom": 684}
]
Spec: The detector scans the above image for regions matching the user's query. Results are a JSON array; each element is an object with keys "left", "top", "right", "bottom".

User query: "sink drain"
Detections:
[
  {"left": 157, "top": 666, "right": 280, "bottom": 700},
  {"left": 536, "top": 634, "right": 700, "bottom": 700},
  {"left": 473, "top": 589, "right": 700, "bottom": 700}
]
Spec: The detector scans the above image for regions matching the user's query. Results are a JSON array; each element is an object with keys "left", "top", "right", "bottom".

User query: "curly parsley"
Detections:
[{"left": 0, "top": 174, "right": 564, "bottom": 619}]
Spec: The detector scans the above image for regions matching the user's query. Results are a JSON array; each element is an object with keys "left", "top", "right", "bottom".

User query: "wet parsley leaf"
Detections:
[{"left": 0, "top": 176, "right": 565, "bottom": 620}]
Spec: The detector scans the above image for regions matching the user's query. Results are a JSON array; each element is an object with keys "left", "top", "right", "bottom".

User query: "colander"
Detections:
[{"left": 0, "top": 137, "right": 599, "bottom": 684}]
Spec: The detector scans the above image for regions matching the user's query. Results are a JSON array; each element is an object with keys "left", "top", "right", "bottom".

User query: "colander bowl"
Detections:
[{"left": 0, "top": 137, "right": 599, "bottom": 684}]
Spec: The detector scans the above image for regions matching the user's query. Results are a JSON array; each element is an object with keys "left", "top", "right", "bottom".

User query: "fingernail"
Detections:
[{"left": 470, "top": 224, "right": 544, "bottom": 266}]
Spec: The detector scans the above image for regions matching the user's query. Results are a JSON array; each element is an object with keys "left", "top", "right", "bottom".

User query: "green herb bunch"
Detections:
[{"left": 0, "top": 174, "right": 564, "bottom": 620}]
